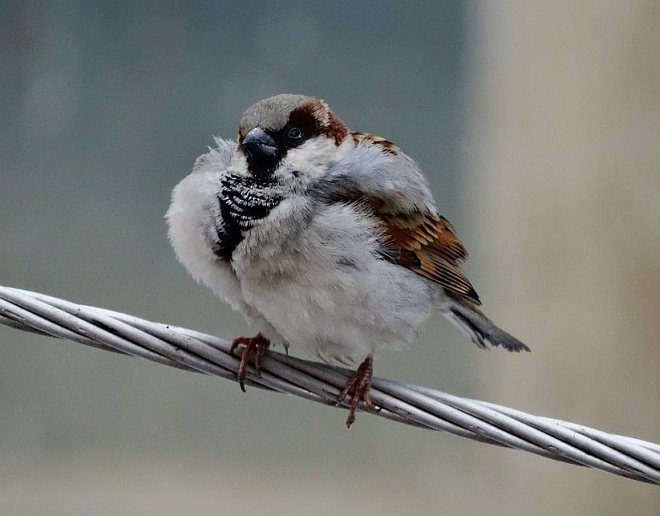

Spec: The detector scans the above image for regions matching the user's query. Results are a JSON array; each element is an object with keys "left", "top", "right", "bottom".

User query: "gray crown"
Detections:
[{"left": 239, "top": 94, "right": 318, "bottom": 133}]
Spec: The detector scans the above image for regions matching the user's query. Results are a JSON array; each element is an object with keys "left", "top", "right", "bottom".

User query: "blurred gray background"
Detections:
[{"left": 1, "top": 1, "right": 658, "bottom": 515}]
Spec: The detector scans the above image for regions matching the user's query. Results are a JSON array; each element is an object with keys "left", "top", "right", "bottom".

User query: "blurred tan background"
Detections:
[
  {"left": 465, "top": 1, "right": 660, "bottom": 514},
  {"left": 1, "top": 1, "right": 658, "bottom": 515}
]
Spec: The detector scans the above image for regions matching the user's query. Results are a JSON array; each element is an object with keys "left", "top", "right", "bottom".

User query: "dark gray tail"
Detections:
[{"left": 444, "top": 299, "right": 530, "bottom": 352}]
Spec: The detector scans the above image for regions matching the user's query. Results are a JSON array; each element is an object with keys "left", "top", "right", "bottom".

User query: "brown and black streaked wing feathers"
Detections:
[
  {"left": 342, "top": 133, "right": 481, "bottom": 305},
  {"left": 380, "top": 211, "right": 479, "bottom": 304},
  {"left": 351, "top": 131, "right": 400, "bottom": 154}
]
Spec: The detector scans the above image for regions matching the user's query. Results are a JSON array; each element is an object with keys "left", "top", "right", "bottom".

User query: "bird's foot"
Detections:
[
  {"left": 336, "top": 355, "right": 375, "bottom": 428},
  {"left": 230, "top": 333, "right": 270, "bottom": 392}
]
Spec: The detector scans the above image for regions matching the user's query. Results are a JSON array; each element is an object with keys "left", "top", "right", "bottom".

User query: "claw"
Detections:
[
  {"left": 230, "top": 333, "right": 270, "bottom": 391},
  {"left": 336, "top": 355, "right": 375, "bottom": 428}
]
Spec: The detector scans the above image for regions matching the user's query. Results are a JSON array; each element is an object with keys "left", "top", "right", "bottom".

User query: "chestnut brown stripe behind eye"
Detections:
[{"left": 289, "top": 101, "right": 349, "bottom": 145}]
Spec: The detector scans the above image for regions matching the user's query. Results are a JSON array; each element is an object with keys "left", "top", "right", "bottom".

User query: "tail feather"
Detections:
[{"left": 444, "top": 299, "right": 530, "bottom": 353}]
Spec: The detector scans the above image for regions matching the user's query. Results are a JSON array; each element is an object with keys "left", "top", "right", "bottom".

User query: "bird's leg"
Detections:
[
  {"left": 336, "top": 355, "right": 375, "bottom": 428},
  {"left": 230, "top": 333, "right": 270, "bottom": 392}
]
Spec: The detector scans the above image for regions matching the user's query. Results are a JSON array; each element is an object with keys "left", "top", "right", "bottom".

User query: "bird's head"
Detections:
[{"left": 235, "top": 94, "right": 350, "bottom": 185}]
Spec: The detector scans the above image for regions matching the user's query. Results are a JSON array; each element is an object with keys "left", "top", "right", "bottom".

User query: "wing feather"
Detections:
[{"left": 323, "top": 132, "right": 481, "bottom": 305}]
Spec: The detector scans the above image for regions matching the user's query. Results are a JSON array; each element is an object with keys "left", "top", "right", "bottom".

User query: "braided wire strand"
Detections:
[{"left": 0, "top": 285, "right": 658, "bottom": 484}]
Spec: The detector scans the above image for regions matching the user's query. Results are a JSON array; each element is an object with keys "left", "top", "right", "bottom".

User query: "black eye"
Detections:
[{"left": 287, "top": 127, "right": 303, "bottom": 139}]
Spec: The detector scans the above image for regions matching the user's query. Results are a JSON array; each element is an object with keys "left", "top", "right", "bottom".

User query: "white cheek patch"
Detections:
[{"left": 274, "top": 137, "right": 338, "bottom": 182}]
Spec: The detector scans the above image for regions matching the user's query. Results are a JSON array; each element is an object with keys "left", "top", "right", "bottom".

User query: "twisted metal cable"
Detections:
[{"left": 0, "top": 285, "right": 658, "bottom": 485}]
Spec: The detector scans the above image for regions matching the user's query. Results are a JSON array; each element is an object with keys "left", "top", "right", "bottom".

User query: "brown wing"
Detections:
[
  {"left": 351, "top": 131, "right": 400, "bottom": 154},
  {"left": 381, "top": 211, "right": 480, "bottom": 304},
  {"left": 345, "top": 132, "right": 481, "bottom": 305}
]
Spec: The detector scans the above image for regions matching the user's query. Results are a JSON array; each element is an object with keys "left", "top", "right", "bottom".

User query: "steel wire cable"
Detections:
[{"left": 0, "top": 285, "right": 658, "bottom": 485}]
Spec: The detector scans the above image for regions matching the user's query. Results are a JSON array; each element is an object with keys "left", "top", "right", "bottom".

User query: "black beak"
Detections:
[{"left": 242, "top": 127, "right": 279, "bottom": 164}]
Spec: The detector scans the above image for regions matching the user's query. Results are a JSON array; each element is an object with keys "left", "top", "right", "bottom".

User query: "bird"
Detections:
[{"left": 166, "top": 93, "right": 529, "bottom": 428}]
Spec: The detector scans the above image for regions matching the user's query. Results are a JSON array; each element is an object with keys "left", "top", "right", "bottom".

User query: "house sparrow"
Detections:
[{"left": 166, "top": 94, "right": 529, "bottom": 427}]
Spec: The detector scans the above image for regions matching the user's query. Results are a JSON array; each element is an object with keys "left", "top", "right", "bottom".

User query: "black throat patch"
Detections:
[{"left": 213, "top": 173, "right": 282, "bottom": 260}]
